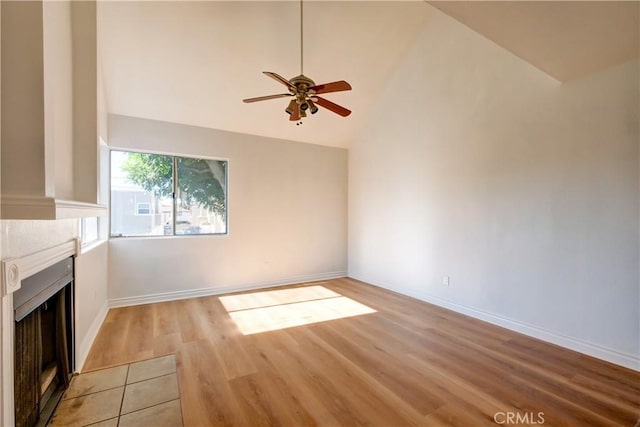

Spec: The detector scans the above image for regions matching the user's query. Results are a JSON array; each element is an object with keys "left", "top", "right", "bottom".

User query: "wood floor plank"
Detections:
[
  {"left": 309, "top": 320, "right": 446, "bottom": 416},
  {"left": 83, "top": 278, "right": 640, "bottom": 426},
  {"left": 244, "top": 342, "right": 351, "bottom": 426},
  {"left": 284, "top": 326, "right": 426, "bottom": 426},
  {"left": 228, "top": 371, "right": 318, "bottom": 427},
  {"left": 177, "top": 340, "right": 249, "bottom": 427},
  {"left": 424, "top": 403, "right": 503, "bottom": 427}
]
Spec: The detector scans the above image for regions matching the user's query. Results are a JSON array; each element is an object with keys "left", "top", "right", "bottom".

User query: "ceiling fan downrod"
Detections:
[
  {"left": 241, "top": 0, "right": 353, "bottom": 122},
  {"left": 300, "top": 0, "right": 304, "bottom": 76}
]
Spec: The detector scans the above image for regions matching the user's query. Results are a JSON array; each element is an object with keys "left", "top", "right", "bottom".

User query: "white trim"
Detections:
[
  {"left": 109, "top": 271, "right": 348, "bottom": 308},
  {"left": 355, "top": 277, "right": 640, "bottom": 371},
  {"left": 109, "top": 233, "right": 228, "bottom": 241},
  {"left": 75, "top": 301, "right": 109, "bottom": 373},
  {"left": 79, "top": 239, "right": 108, "bottom": 256},
  {"left": 108, "top": 145, "right": 230, "bottom": 164},
  {"left": 0, "top": 194, "right": 107, "bottom": 220},
  {"left": 1, "top": 240, "right": 79, "bottom": 296},
  {"left": 1, "top": 294, "right": 15, "bottom": 427},
  {"left": 54, "top": 200, "right": 108, "bottom": 219}
]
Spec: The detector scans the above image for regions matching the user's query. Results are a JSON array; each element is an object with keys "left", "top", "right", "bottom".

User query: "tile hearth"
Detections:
[{"left": 48, "top": 354, "right": 182, "bottom": 426}]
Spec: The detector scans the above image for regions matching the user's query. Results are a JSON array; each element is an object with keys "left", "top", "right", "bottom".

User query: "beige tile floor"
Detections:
[{"left": 49, "top": 354, "right": 183, "bottom": 427}]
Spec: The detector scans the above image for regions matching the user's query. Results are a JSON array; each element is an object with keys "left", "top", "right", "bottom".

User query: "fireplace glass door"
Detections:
[{"left": 14, "top": 258, "right": 74, "bottom": 427}]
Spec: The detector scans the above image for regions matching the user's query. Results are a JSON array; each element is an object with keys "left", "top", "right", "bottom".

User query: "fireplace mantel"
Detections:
[
  {"left": 1, "top": 239, "right": 80, "bottom": 427},
  {"left": 1, "top": 240, "right": 80, "bottom": 297}
]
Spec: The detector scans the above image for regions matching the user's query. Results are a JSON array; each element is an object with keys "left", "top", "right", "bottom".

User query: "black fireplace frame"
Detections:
[{"left": 13, "top": 257, "right": 75, "bottom": 427}]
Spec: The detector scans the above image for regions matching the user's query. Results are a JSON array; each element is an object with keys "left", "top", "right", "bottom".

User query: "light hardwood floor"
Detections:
[{"left": 84, "top": 278, "right": 640, "bottom": 426}]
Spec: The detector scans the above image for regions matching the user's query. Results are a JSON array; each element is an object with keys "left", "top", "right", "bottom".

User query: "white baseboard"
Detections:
[
  {"left": 108, "top": 271, "right": 348, "bottom": 308},
  {"left": 76, "top": 301, "right": 109, "bottom": 372},
  {"left": 351, "top": 276, "right": 640, "bottom": 372}
]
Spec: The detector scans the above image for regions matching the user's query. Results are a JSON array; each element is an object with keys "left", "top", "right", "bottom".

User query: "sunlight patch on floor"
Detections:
[
  {"left": 219, "top": 285, "right": 341, "bottom": 312},
  {"left": 219, "top": 285, "right": 376, "bottom": 335}
]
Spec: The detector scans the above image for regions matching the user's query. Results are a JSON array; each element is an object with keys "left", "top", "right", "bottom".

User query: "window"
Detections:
[
  {"left": 80, "top": 217, "right": 99, "bottom": 244},
  {"left": 110, "top": 150, "right": 227, "bottom": 237},
  {"left": 136, "top": 203, "right": 151, "bottom": 215}
]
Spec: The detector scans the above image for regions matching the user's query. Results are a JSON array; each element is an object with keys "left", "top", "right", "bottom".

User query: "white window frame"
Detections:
[
  {"left": 109, "top": 148, "right": 229, "bottom": 238},
  {"left": 79, "top": 217, "right": 100, "bottom": 245}
]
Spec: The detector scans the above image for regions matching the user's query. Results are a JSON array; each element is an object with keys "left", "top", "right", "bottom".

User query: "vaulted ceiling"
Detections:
[
  {"left": 98, "top": 1, "right": 432, "bottom": 148},
  {"left": 98, "top": 1, "right": 639, "bottom": 148},
  {"left": 429, "top": 1, "right": 640, "bottom": 82}
]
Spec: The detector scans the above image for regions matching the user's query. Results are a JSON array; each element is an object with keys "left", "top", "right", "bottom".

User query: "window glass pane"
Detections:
[
  {"left": 81, "top": 217, "right": 99, "bottom": 243},
  {"left": 110, "top": 151, "right": 174, "bottom": 237},
  {"left": 175, "top": 157, "right": 227, "bottom": 235}
]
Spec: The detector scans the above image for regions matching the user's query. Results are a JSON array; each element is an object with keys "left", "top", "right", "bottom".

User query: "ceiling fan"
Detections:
[{"left": 242, "top": 0, "right": 352, "bottom": 124}]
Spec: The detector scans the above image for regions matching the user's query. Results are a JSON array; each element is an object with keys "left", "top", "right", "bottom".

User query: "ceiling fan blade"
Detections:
[
  {"left": 263, "top": 71, "right": 295, "bottom": 90},
  {"left": 243, "top": 93, "right": 292, "bottom": 103},
  {"left": 314, "top": 96, "right": 351, "bottom": 117},
  {"left": 309, "top": 80, "right": 352, "bottom": 95},
  {"left": 289, "top": 102, "right": 301, "bottom": 121}
]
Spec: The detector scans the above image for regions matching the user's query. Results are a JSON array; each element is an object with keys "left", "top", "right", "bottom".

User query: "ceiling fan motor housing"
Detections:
[
  {"left": 289, "top": 74, "right": 316, "bottom": 92},
  {"left": 289, "top": 75, "right": 319, "bottom": 114}
]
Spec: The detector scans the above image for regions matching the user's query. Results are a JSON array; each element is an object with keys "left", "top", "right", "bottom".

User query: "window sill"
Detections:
[
  {"left": 109, "top": 233, "right": 228, "bottom": 241},
  {"left": 78, "top": 239, "right": 108, "bottom": 255}
]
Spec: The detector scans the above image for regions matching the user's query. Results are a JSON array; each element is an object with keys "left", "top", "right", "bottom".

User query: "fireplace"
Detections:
[{"left": 13, "top": 257, "right": 74, "bottom": 427}]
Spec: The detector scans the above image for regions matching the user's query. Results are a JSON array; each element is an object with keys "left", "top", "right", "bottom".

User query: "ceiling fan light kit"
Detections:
[{"left": 242, "top": 0, "right": 352, "bottom": 124}]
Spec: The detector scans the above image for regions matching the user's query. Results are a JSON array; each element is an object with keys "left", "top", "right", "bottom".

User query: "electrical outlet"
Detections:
[{"left": 443, "top": 276, "right": 450, "bottom": 286}]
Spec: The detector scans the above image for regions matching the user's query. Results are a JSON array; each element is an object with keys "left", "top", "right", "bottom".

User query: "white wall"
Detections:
[
  {"left": 71, "top": 0, "right": 98, "bottom": 204},
  {"left": 43, "top": 0, "right": 74, "bottom": 200},
  {"left": 107, "top": 115, "right": 347, "bottom": 304},
  {"left": 349, "top": 8, "right": 639, "bottom": 369},
  {"left": 1, "top": 1, "right": 46, "bottom": 198},
  {"left": 74, "top": 242, "right": 109, "bottom": 370},
  {"left": 0, "top": 220, "right": 78, "bottom": 259}
]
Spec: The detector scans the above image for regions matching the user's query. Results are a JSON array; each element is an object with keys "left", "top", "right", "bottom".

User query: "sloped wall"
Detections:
[{"left": 349, "top": 7, "right": 639, "bottom": 368}]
